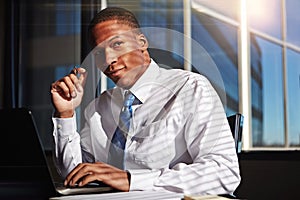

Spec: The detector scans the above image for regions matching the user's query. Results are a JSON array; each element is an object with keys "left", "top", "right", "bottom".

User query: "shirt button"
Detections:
[{"left": 57, "top": 124, "right": 62, "bottom": 129}]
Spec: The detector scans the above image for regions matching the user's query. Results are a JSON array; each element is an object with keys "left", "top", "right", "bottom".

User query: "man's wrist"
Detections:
[{"left": 54, "top": 110, "right": 74, "bottom": 118}]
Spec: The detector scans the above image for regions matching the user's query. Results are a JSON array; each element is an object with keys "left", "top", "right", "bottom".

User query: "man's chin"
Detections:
[
  {"left": 112, "top": 66, "right": 146, "bottom": 89},
  {"left": 115, "top": 78, "right": 134, "bottom": 89}
]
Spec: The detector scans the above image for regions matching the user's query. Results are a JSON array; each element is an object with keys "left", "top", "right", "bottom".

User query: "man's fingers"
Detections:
[
  {"left": 64, "top": 164, "right": 83, "bottom": 186},
  {"left": 63, "top": 76, "right": 78, "bottom": 98},
  {"left": 52, "top": 67, "right": 87, "bottom": 99},
  {"left": 77, "top": 172, "right": 98, "bottom": 187},
  {"left": 70, "top": 67, "right": 86, "bottom": 78},
  {"left": 70, "top": 67, "right": 87, "bottom": 93},
  {"left": 64, "top": 163, "right": 104, "bottom": 187},
  {"left": 64, "top": 163, "right": 91, "bottom": 186},
  {"left": 78, "top": 68, "right": 88, "bottom": 89},
  {"left": 64, "top": 162, "right": 129, "bottom": 191},
  {"left": 52, "top": 80, "right": 73, "bottom": 98}
]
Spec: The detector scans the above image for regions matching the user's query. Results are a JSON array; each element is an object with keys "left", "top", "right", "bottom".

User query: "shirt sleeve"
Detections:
[
  {"left": 52, "top": 114, "right": 82, "bottom": 178},
  {"left": 128, "top": 169, "right": 162, "bottom": 191},
  {"left": 129, "top": 76, "right": 241, "bottom": 195}
]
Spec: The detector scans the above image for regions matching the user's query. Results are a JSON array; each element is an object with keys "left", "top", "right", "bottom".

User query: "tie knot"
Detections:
[{"left": 123, "top": 91, "right": 135, "bottom": 107}]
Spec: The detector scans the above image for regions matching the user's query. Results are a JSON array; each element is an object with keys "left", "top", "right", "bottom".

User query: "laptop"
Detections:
[{"left": 0, "top": 107, "right": 113, "bottom": 199}]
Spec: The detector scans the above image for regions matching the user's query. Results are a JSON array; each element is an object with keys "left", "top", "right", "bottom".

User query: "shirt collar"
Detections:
[{"left": 120, "top": 59, "right": 159, "bottom": 104}]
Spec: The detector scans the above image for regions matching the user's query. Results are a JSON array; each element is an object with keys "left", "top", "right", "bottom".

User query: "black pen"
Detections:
[{"left": 70, "top": 66, "right": 78, "bottom": 76}]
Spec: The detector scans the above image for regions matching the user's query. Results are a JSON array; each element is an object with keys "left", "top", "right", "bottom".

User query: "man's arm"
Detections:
[
  {"left": 52, "top": 115, "right": 82, "bottom": 178},
  {"left": 50, "top": 67, "right": 87, "bottom": 178}
]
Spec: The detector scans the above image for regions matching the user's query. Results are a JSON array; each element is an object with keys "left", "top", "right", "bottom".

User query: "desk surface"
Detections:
[
  {"left": 50, "top": 190, "right": 235, "bottom": 200},
  {"left": 50, "top": 190, "right": 184, "bottom": 200}
]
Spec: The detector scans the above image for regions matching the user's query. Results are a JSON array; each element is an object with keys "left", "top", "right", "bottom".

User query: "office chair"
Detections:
[{"left": 227, "top": 113, "right": 244, "bottom": 154}]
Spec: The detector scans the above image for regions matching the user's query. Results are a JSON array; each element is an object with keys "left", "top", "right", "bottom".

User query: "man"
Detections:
[{"left": 50, "top": 7, "right": 240, "bottom": 195}]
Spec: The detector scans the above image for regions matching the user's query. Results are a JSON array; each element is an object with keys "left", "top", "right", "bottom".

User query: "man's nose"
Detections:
[{"left": 105, "top": 49, "right": 118, "bottom": 66}]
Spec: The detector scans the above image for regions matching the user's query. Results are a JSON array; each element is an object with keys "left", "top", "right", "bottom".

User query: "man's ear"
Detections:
[{"left": 138, "top": 34, "right": 149, "bottom": 50}]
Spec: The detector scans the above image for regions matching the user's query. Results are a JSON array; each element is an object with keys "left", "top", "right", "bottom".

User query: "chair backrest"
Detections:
[{"left": 227, "top": 113, "right": 244, "bottom": 153}]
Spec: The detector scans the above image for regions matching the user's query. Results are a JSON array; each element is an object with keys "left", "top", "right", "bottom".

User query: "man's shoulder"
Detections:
[
  {"left": 159, "top": 67, "right": 207, "bottom": 81},
  {"left": 155, "top": 67, "right": 211, "bottom": 95}
]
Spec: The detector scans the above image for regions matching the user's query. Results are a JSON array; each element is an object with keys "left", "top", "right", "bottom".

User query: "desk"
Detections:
[
  {"left": 50, "top": 190, "right": 236, "bottom": 200},
  {"left": 50, "top": 190, "right": 184, "bottom": 200},
  {"left": 235, "top": 150, "right": 300, "bottom": 199}
]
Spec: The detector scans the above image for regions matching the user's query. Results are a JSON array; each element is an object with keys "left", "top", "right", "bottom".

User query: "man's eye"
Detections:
[
  {"left": 93, "top": 46, "right": 104, "bottom": 55},
  {"left": 95, "top": 50, "right": 103, "bottom": 55},
  {"left": 112, "top": 41, "right": 123, "bottom": 48}
]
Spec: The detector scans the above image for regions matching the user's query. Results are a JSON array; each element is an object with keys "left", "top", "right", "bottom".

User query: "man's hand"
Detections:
[
  {"left": 50, "top": 67, "right": 87, "bottom": 118},
  {"left": 64, "top": 162, "right": 130, "bottom": 192}
]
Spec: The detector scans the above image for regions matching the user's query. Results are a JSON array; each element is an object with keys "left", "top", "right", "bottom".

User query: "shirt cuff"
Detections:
[
  {"left": 128, "top": 169, "right": 161, "bottom": 191},
  {"left": 52, "top": 115, "right": 77, "bottom": 138}
]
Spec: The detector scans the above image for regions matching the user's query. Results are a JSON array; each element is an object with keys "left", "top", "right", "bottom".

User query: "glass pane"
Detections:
[
  {"left": 108, "top": 0, "right": 184, "bottom": 70},
  {"left": 192, "top": 10, "right": 239, "bottom": 115},
  {"left": 191, "top": 0, "right": 240, "bottom": 21},
  {"left": 251, "top": 35, "right": 284, "bottom": 146},
  {"left": 19, "top": 0, "right": 81, "bottom": 150},
  {"left": 247, "top": 0, "right": 282, "bottom": 39},
  {"left": 286, "top": 49, "right": 300, "bottom": 147},
  {"left": 286, "top": 0, "right": 300, "bottom": 47}
]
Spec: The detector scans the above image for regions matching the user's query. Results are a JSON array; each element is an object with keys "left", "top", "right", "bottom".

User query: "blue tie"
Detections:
[{"left": 108, "top": 91, "right": 135, "bottom": 169}]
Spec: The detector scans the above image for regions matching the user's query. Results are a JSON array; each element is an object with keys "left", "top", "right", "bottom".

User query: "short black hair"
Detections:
[{"left": 88, "top": 7, "right": 141, "bottom": 46}]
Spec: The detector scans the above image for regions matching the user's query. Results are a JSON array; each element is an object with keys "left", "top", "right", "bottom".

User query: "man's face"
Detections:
[{"left": 92, "top": 20, "right": 149, "bottom": 89}]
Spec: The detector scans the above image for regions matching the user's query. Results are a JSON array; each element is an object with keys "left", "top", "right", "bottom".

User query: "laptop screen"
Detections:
[
  {"left": 0, "top": 107, "right": 47, "bottom": 166},
  {"left": 0, "top": 107, "right": 58, "bottom": 199}
]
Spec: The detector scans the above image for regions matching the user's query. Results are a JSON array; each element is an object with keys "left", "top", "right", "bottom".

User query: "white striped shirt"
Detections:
[{"left": 52, "top": 60, "right": 240, "bottom": 195}]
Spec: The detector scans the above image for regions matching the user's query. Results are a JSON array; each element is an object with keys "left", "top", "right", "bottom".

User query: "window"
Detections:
[
  {"left": 247, "top": 0, "right": 282, "bottom": 39},
  {"left": 16, "top": 0, "right": 81, "bottom": 149},
  {"left": 193, "top": 0, "right": 300, "bottom": 149},
  {"left": 251, "top": 36, "right": 284, "bottom": 147},
  {"left": 286, "top": 0, "right": 300, "bottom": 47},
  {"left": 191, "top": 10, "right": 239, "bottom": 115},
  {"left": 5, "top": 0, "right": 300, "bottom": 150},
  {"left": 286, "top": 49, "right": 300, "bottom": 147}
]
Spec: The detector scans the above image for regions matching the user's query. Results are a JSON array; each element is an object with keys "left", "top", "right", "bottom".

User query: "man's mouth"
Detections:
[{"left": 107, "top": 67, "right": 125, "bottom": 77}]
